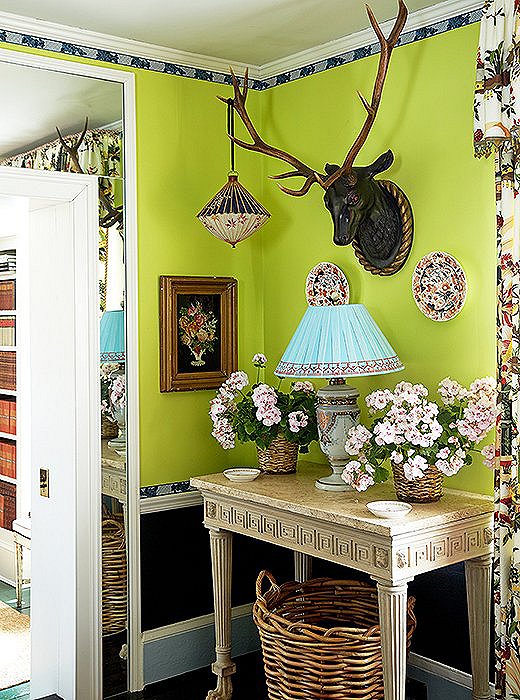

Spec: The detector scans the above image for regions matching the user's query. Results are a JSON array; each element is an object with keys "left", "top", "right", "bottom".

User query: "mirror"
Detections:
[{"left": 0, "top": 61, "right": 128, "bottom": 698}]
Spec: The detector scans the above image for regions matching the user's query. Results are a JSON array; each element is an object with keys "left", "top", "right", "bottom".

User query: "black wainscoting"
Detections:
[
  {"left": 140, "top": 506, "right": 294, "bottom": 631},
  {"left": 141, "top": 504, "right": 485, "bottom": 676}
]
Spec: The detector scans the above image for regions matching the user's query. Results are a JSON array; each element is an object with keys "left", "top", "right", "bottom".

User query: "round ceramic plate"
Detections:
[
  {"left": 306, "top": 262, "right": 349, "bottom": 306},
  {"left": 223, "top": 468, "right": 261, "bottom": 482},
  {"left": 412, "top": 251, "right": 467, "bottom": 322},
  {"left": 366, "top": 501, "right": 412, "bottom": 519}
]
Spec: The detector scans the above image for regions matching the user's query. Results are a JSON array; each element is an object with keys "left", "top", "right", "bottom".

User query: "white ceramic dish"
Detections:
[
  {"left": 366, "top": 500, "right": 412, "bottom": 519},
  {"left": 224, "top": 468, "right": 261, "bottom": 483}
]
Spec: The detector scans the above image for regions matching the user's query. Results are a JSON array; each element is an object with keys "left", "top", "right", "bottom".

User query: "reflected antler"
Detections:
[
  {"left": 221, "top": 0, "right": 408, "bottom": 195},
  {"left": 56, "top": 117, "right": 124, "bottom": 230}
]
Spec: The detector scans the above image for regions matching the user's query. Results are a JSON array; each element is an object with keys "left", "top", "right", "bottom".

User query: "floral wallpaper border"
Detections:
[
  {"left": 0, "top": 8, "right": 482, "bottom": 91},
  {"left": 140, "top": 481, "right": 194, "bottom": 499}
]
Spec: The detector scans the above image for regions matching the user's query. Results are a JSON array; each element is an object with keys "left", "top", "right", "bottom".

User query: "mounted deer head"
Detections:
[{"left": 218, "top": 0, "right": 413, "bottom": 276}]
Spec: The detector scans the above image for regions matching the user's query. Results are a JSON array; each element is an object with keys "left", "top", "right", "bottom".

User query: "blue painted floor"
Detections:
[
  {"left": 0, "top": 581, "right": 30, "bottom": 699},
  {"left": 0, "top": 683, "right": 29, "bottom": 700}
]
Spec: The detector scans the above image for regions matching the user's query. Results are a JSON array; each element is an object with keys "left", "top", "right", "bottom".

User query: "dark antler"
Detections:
[
  {"left": 324, "top": 0, "right": 408, "bottom": 189},
  {"left": 56, "top": 117, "right": 124, "bottom": 229},
  {"left": 220, "top": 0, "right": 408, "bottom": 196},
  {"left": 218, "top": 69, "right": 326, "bottom": 196}
]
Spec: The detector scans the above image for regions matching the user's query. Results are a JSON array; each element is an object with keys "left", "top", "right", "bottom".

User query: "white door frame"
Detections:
[
  {"left": 0, "top": 49, "right": 142, "bottom": 692},
  {"left": 0, "top": 167, "right": 100, "bottom": 698}
]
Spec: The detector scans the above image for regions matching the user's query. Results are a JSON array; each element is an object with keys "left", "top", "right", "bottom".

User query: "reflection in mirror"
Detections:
[{"left": 0, "top": 62, "right": 127, "bottom": 698}]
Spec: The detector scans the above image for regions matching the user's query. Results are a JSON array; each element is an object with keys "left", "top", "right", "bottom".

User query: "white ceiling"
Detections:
[
  {"left": 0, "top": 0, "right": 446, "bottom": 66},
  {"left": 0, "top": 63, "right": 122, "bottom": 158}
]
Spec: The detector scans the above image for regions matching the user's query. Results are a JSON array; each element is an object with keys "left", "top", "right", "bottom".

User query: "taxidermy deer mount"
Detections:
[
  {"left": 219, "top": 0, "right": 413, "bottom": 276},
  {"left": 56, "top": 117, "right": 123, "bottom": 232}
]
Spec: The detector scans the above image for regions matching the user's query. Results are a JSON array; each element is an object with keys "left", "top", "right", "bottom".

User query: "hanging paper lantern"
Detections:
[
  {"left": 197, "top": 172, "right": 270, "bottom": 247},
  {"left": 196, "top": 98, "right": 270, "bottom": 247}
]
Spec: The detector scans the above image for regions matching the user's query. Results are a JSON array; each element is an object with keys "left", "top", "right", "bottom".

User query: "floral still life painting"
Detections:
[
  {"left": 178, "top": 297, "right": 219, "bottom": 369},
  {"left": 159, "top": 276, "right": 237, "bottom": 392},
  {"left": 341, "top": 377, "right": 496, "bottom": 501}
]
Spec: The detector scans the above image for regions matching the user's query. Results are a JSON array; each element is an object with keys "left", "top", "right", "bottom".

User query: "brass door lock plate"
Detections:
[{"left": 40, "top": 468, "right": 49, "bottom": 498}]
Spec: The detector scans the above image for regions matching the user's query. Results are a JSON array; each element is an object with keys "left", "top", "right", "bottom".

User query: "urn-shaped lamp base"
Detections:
[{"left": 315, "top": 381, "right": 360, "bottom": 491}]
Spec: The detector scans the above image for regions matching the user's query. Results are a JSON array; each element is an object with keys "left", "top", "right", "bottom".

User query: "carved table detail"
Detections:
[{"left": 191, "top": 463, "right": 494, "bottom": 700}]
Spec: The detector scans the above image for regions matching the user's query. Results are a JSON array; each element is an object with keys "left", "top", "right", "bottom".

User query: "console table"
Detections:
[{"left": 191, "top": 463, "right": 494, "bottom": 700}]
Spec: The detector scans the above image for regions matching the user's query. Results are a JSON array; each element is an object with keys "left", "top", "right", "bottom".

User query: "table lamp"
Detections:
[
  {"left": 275, "top": 263, "right": 403, "bottom": 491},
  {"left": 100, "top": 309, "right": 126, "bottom": 452}
]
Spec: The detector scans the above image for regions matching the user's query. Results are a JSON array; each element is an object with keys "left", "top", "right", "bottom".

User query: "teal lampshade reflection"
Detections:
[
  {"left": 275, "top": 304, "right": 403, "bottom": 378},
  {"left": 100, "top": 309, "right": 125, "bottom": 362}
]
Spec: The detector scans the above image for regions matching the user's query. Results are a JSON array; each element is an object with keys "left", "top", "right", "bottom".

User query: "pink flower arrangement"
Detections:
[
  {"left": 342, "top": 377, "right": 497, "bottom": 492},
  {"left": 209, "top": 354, "right": 318, "bottom": 452}
]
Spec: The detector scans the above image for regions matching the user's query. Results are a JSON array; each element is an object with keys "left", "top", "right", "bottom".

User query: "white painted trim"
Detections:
[
  {"left": 0, "top": 0, "right": 481, "bottom": 84},
  {"left": 140, "top": 491, "right": 203, "bottom": 514},
  {"left": 122, "top": 72, "right": 144, "bottom": 694},
  {"left": 142, "top": 603, "right": 253, "bottom": 643},
  {"left": 0, "top": 9, "right": 258, "bottom": 77},
  {"left": 408, "top": 652, "right": 495, "bottom": 696},
  {"left": 260, "top": 0, "right": 483, "bottom": 78}
]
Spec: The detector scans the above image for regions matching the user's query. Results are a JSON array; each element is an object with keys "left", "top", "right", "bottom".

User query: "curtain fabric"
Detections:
[
  {"left": 475, "top": 1, "right": 520, "bottom": 695},
  {"left": 0, "top": 127, "right": 121, "bottom": 177}
]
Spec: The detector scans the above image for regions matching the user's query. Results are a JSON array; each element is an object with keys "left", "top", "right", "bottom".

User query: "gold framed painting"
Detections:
[{"left": 159, "top": 275, "right": 237, "bottom": 392}]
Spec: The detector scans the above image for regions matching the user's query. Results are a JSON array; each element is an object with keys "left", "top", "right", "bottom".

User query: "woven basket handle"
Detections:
[{"left": 256, "top": 570, "right": 279, "bottom": 601}]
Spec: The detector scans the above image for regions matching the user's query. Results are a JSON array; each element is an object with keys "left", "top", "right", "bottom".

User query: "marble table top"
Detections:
[{"left": 191, "top": 462, "right": 493, "bottom": 537}]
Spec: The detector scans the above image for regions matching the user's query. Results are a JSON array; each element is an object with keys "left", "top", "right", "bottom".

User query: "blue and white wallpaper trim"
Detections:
[
  {"left": 0, "top": 8, "right": 481, "bottom": 90},
  {"left": 140, "top": 481, "right": 194, "bottom": 499}
]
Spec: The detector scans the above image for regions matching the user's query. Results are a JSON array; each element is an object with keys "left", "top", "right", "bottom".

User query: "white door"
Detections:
[{"left": 0, "top": 167, "right": 102, "bottom": 700}]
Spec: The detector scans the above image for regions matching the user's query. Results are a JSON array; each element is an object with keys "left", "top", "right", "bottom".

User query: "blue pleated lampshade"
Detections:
[
  {"left": 197, "top": 173, "right": 270, "bottom": 247},
  {"left": 275, "top": 304, "right": 403, "bottom": 378},
  {"left": 100, "top": 309, "right": 125, "bottom": 362}
]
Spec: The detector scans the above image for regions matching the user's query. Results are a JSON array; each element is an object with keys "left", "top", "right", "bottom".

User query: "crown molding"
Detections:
[
  {"left": 259, "top": 0, "right": 483, "bottom": 79},
  {"left": 0, "top": 9, "right": 261, "bottom": 79},
  {"left": 0, "top": 0, "right": 482, "bottom": 87}
]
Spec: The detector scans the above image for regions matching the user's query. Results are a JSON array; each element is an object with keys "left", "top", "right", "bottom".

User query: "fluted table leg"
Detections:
[
  {"left": 373, "top": 578, "right": 411, "bottom": 700},
  {"left": 294, "top": 551, "right": 312, "bottom": 583},
  {"left": 465, "top": 554, "right": 492, "bottom": 700},
  {"left": 207, "top": 527, "right": 236, "bottom": 700}
]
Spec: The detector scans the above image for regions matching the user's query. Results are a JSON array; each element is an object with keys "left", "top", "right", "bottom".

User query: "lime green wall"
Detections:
[
  {"left": 259, "top": 22, "right": 496, "bottom": 494},
  {"left": 0, "top": 22, "right": 496, "bottom": 493},
  {"left": 135, "top": 71, "right": 265, "bottom": 484}
]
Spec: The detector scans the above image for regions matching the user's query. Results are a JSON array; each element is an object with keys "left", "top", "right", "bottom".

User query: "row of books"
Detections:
[
  {"left": 0, "top": 352, "right": 15, "bottom": 391},
  {"left": 0, "top": 254, "right": 16, "bottom": 272},
  {"left": 0, "top": 440, "right": 15, "bottom": 480},
  {"left": 0, "top": 481, "right": 16, "bottom": 530},
  {"left": 0, "top": 280, "right": 15, "bottom": 311},
  {"left": 0, "top": 398, "right": 16, "bottom": 435},
  {"left": 0, "top": 318, "right": 15, "bottom": 346}
]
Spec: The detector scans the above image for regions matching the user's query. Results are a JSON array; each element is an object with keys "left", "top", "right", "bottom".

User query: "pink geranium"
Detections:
[{"left": 342, "top": 376, "right": 497, "bottom": 493}]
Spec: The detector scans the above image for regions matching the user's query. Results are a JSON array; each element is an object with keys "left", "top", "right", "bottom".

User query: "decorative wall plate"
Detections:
[
  {"left": 306, "top": 262, "right": 349, "bottom": 306},
  {"left": 412, "top": 251, "right": 467, "bottom": 322}
]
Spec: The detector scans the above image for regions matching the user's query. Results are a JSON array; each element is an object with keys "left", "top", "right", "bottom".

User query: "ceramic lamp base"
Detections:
[{"left": 315, "top": 381, "right": 360, "bottom": 492}]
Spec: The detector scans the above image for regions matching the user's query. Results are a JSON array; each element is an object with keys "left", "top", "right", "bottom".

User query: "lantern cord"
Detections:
[{"left": 227, "top": 98, "right": 235, "bottom": 172}]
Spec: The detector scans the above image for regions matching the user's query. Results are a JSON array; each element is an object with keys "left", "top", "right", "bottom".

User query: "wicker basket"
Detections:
[
  {"left": 392, "top": 463, "right": 444, "bottom": 503},
  {"left": 101, "top": 413, "right": 119, "bottom": 440},
  {"left": 257, "top": 434, "right": 298, "bottom": 474},
  {"left": 253, "top": 571, "right": 416, "bottom": 700},
  {"left": 102, "top": 518, "right": 127, "bottom": 636}
]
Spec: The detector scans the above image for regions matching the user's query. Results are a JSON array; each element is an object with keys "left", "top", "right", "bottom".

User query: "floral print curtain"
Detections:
[
  {"left": 0, "top": 127, "right": 121, "bottom": 177},
  {"left": 475, "top": 0, "right": 520, "bottom": 695}
]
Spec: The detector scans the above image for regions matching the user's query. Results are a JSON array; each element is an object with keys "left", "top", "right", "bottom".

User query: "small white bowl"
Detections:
[
  {"left": 366, "top": 501, "right": 412, "bottom": 519},
  {"left": 223, "top": 468, "right": 261, "bottom": 483}
]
